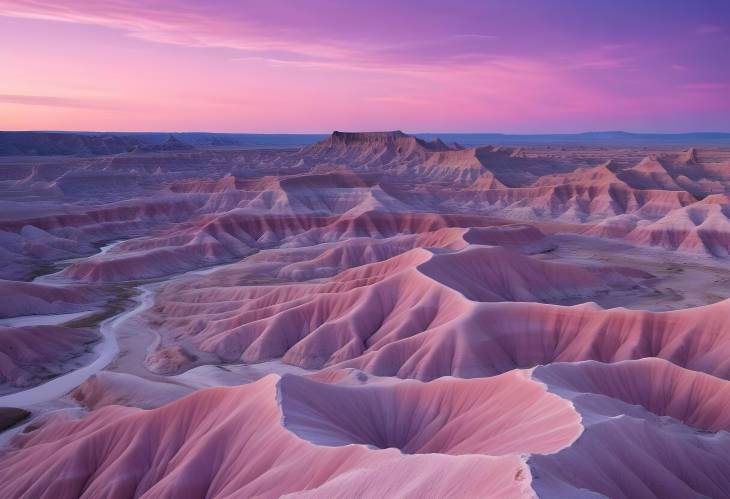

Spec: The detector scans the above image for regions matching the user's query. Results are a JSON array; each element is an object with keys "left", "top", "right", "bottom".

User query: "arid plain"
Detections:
[{"left": 2, "top": 131, "right": 730, "bottom": 498}]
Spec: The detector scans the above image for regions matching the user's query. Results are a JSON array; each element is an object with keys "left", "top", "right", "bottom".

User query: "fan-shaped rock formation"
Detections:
[{"left": 0, "top": 374, "right": 571, "bottom": 498}]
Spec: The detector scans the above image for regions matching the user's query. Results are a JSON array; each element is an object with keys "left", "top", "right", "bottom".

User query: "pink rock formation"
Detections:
[
  {"left": 0, "top": 374, "right": 574, "bottom": 498},
  {"left": 340, "top": 299, "right": 730, "bottom": 380},
  {"left": 625, "top": 194, "right": 730, "bottom": 255},
  {"left": 147, "top": 246, "right": 650, "bottom": 373}
]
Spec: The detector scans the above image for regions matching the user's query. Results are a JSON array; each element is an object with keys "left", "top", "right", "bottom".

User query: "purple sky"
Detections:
[{"left": 1, "top": 0, "right": 729, "bottom": 132}]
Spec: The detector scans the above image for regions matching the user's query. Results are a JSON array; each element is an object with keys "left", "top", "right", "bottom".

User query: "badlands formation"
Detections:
[{"left": 1, "top": 130, "right": 730, "bottom": 498}]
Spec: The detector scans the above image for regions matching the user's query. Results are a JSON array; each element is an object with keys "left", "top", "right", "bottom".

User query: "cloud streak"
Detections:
[{"left": 0, "top": 93, "right": 115, "bottom": 109}]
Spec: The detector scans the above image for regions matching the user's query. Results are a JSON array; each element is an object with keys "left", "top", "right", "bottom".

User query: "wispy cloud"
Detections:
[
  {"left": 0, "top": 1, "right": 361, "bottom": 63},
  {"left": 0, "top": 0, "right": 643, "bottom": 74},
  {"left": 0, "top": 93, "right": 114, "bottom": 109}
]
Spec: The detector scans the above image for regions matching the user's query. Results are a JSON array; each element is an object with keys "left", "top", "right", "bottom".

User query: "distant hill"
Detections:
[
  {"left": 118, "top": 132, "right": 327, "bottom": 148},
  {"left": 415, "top": 131, "right": 730, "bottom": 147},
  {"left": 2, "top": 130, "right": 729, "bottom": 156},
  {"left": 130, "top": 135, "right": 195, "bottom": 153},
  {"left": 0, "top": 132, "right": 328, "bottom": 156},
  {"left": 47, "top": 132, "right": 327, "bottom": 149},
  {"left": 0, "top": 132, "right": 145, "bottom": 156}
]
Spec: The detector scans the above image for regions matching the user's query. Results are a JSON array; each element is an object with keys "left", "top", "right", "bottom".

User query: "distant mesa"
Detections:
[
  {"left": 331, "top": 130, "right": 409, "bottom": 142},
  {"left": 298, "top": 130, "right": 589, "bottom": 187},
  {"left": 326, "top": 130, "right": 453, "bottom": 151}
]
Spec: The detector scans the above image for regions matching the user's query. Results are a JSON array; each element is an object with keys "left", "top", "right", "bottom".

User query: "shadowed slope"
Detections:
[
  {"left": 280, "top": 370, "right": 581, "bottom": 455},
  {"left": 535, "top": 358, "right": 730, "bottom": 432},
  {"left": 531, "top": 358, "right": 730, "bottom": 498},
  {"left": 0, "top": 280, "right": 101, "bottom": 318},
  {"left": 0, "top": 325, "right": 98, "bottom": 388}
]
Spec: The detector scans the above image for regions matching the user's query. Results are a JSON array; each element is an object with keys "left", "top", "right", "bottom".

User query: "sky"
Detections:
[{"left": 1, "top": 0, "right": 729, "bottom": 133}]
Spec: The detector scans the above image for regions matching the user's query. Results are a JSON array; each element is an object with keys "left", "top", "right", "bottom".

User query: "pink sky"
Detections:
[{"left": 1, "top": 0, "right": 729, "bottom": 133}]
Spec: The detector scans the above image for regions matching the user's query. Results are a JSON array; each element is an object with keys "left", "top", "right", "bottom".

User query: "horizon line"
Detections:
[{"left": 4, "top": 129, "right": 730, "bottom": 136}]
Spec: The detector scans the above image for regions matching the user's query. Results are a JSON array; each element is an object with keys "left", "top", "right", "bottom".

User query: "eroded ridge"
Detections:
[{"left": 2, "top": 131, "right": 730, "bottom": 498}]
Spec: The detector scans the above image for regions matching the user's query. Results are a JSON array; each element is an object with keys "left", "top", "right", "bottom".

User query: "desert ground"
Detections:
[{"left": 2, "top": 131, "right": 730, "bottom": 497}]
